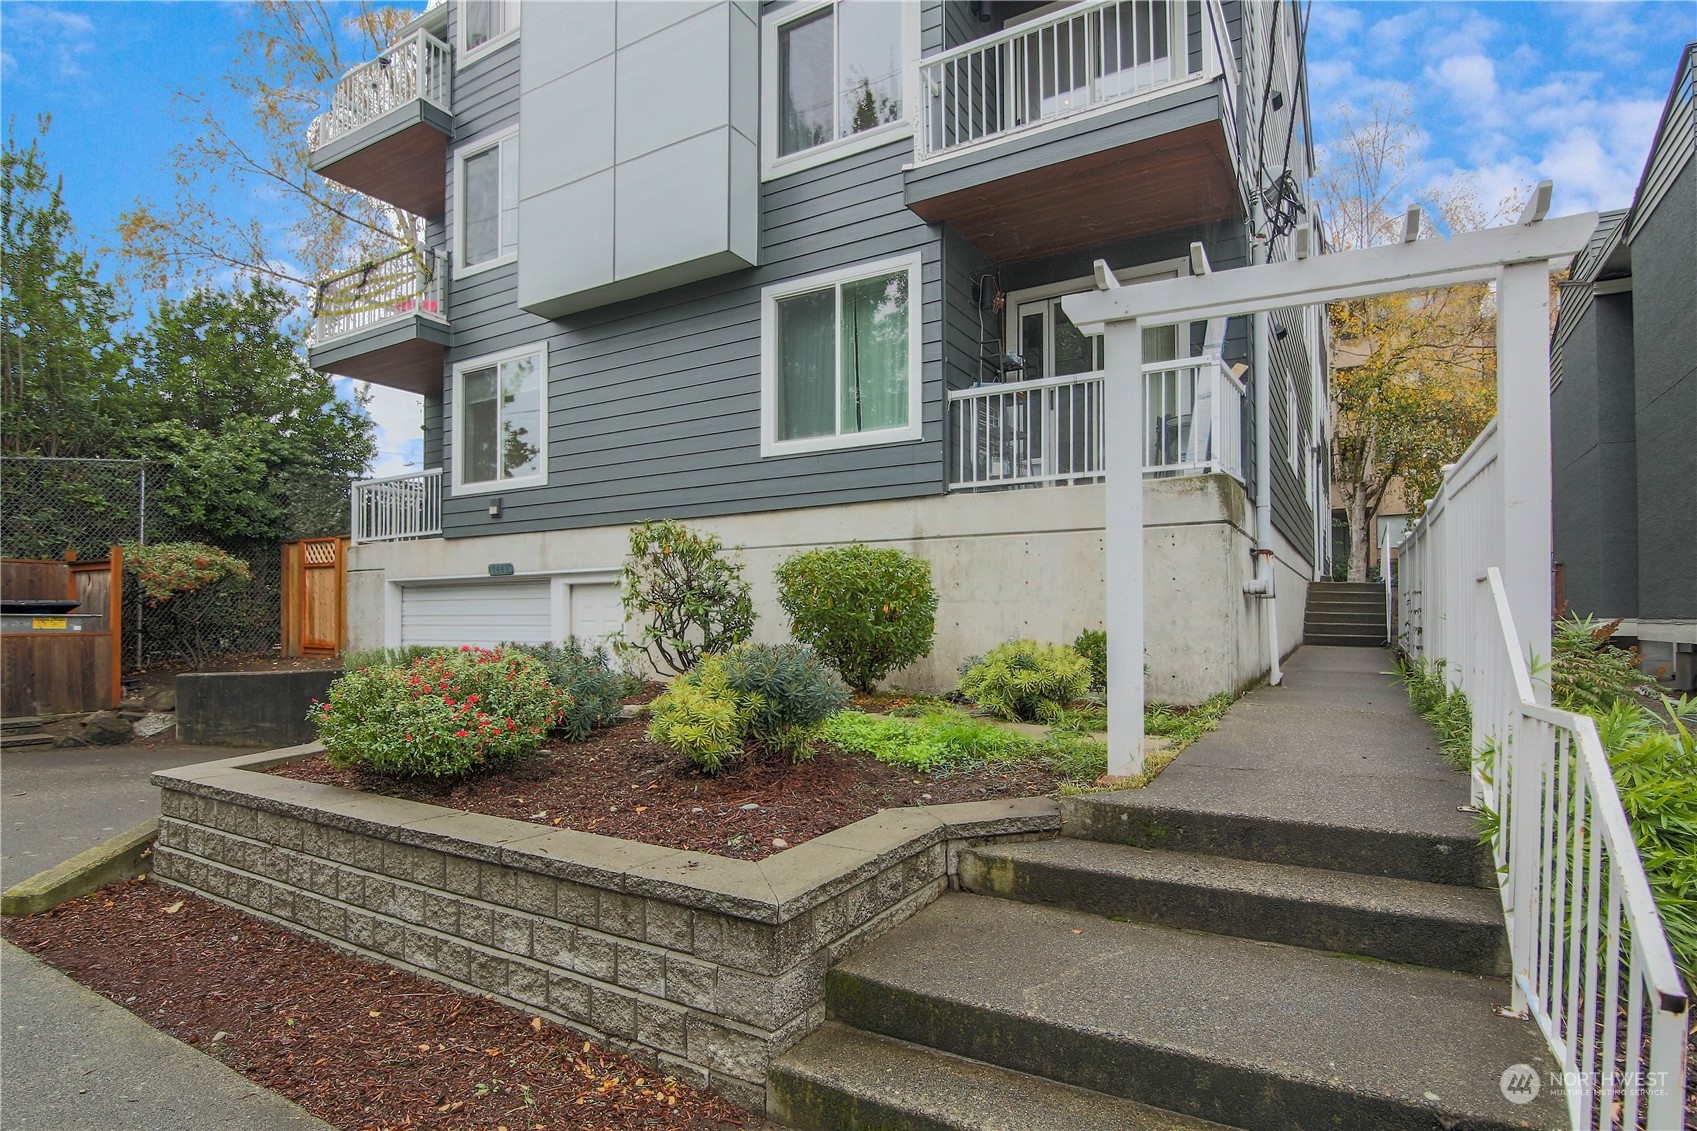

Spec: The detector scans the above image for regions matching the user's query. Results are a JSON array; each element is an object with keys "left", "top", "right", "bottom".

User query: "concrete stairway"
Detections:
[
  {"left": 0, "top": 716, "right": 55, "bottom": 749},
  {"left": 769, "top": 647, "right": 1567, "bottom": 1131},
  {"left": 1303, "top": 581, "right": 1387, "bottom": 646}
]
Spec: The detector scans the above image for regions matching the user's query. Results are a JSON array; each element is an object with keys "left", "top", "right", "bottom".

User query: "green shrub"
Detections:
[
  {"left": 1551, "top": 615, "right": 1655, "bottom": 714},
  {"left": 1397, "top": 658, "right": 1472, "bottom": 770},
  {"left": 959, "top": 640, "right": 1092, "bottom": 722},
  {"left": 774, "top": 544, "right": 938, "bottom": 693},
  {"left": 719, "top": 643, "right": 849, "bottom": 758},
  {"left": 618, "top": 519, "right": 754, "bottom": 675},
  {"left": 818, "top": 709, "right": 1034, "bottom": 772},
  {"left": 342, "top": 644, "right": 445, "bottom": 671},
  {"left": 503, "top": 638, "right": 636, "bottom": 742},
  {"left": 645, "top": 655, "right": 755, "bottom": 773},
  {"left": 315, "top": 647, "right": 563, "bottom": 778},
  {"left": 1073, "top": 629, "right": 1107, "bottom": 693}
]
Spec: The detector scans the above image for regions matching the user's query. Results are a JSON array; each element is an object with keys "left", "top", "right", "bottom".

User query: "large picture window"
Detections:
[
  {"left": 761, "top": 255, "right": 922, "bottom": 456},
  {"left": 456, "top": 130, "right": 518, "bottom": 274},
  {"left": 453, "top": 345, "right": 546, "bottom": 491},
  {"left": 764, "top": 0, "right": 912, "bottom": 177}
]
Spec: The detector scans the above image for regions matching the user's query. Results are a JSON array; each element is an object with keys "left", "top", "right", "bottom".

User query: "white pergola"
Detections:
[{"left": 1062, "top": 191, "right": 1598, "bottom": 778}]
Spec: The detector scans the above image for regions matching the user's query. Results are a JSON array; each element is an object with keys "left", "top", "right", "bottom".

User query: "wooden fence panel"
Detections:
[
  {"left": 0, "top": 550, "right": 121, "bottom": 716},
  {"left": 282, "top": 538, "right": 346, "bottom": 656}
]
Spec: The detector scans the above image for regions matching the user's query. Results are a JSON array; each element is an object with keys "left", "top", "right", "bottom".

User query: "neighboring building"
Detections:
[
  {"left": 1551, "top": 43, "right": 1695, "bottom": 691},
  {"left": 308, "top": 0, "right": 1329, "bottom": 703}
]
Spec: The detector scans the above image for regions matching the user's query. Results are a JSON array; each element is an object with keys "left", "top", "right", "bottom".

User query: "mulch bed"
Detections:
[
  {"left": 2, "top": 879, "right": 777, "bottom": 1131},
  {"left": 270, "top": 718, "right": 1062, "bottom": 862}
]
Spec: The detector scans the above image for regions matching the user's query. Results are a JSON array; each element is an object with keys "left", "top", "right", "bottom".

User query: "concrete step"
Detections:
[
  {"left": 0, "top": 733, "right": 56, "bottom": 749},
  {"left": 1309, "top": 582, "right": 1385, "bottom": 595},
  {"left": 769, "top": 1023, "right": 1232, "bottom": 1131},
  {"left": 1304, "top": 613, "right": 1386, "bottom": 629},
  {"left": 0, "top": 716, "right": 48, "bottom": 732},
  {"left": 959, "top": 838, "right": 1508, "bottom": 975},
  {"left": 1060, "top": 790, "right": 1492, "bottom": 888},
  {"left": 826, "top": 894, "right": 1566, "bottom": 1131},
  {"left": 1306, "top": 592, "right": 1387, "bottom": 606},
  {"left": 1303, "top": 632, "right": 1389, "bottom": 648}
]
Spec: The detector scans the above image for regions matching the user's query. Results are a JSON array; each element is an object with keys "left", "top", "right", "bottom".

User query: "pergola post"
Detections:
[
  {"left": 1104, "top": 318, "right": 1146, "bottom": 779},
  {"left": 1495, "top": 260, "right": 1554, "bottom": 704}
]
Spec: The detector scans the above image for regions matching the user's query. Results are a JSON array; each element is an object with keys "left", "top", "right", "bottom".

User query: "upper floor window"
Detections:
[
  {"left": 453, "top": 344, "right": 546, "bottom": 492},
  {"left": 761, "top": 253, "right": 923, "bottom": 456},
  {"left": 461, "top": 0, "right": 519, "bottom": 62},
  {"left": 764, "top": 0, "right": 913, "bottom": 178},
  {"left": 456, "top": 129, "right": 517, "bottom": 275}
]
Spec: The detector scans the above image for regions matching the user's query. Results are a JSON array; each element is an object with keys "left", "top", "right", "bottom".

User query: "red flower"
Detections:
[{"left": 455, "top": 729, "right": 469, "bottom": 737}]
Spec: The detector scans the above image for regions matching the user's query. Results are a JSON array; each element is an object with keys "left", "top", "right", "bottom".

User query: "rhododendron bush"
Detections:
[{"left": 315, "top": 647, "right": 565, "bottom": 778}]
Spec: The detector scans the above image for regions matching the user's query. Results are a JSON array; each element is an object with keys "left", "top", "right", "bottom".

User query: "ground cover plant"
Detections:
[
  {"left": 2, "top": 880, "right": 773, "bottom": 1131},
  {"left": 817, "top": 708, "right": 1038, "bottom": 773},
  {"left": 774, "top": 544, "right": 938, "bottom": 693},
  {"left": 646, "top": 644, "right": 849, "bottom": 771},
  {"left": 1073, "top": 629, "right": 1108, "bottom": 693},
  {"left": 315, "top": 646, "right": 564, "bottom": 778},
  {"left": 617, "top": 519, "right": 755, "bottom": 675}
]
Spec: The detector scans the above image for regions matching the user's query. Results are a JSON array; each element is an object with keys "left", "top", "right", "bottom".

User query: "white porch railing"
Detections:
[
  {"left": 309, "top": 248, "right": 447, "bottom": 346},
  {"left": 308, "top": 29, "right": 452, "bottom": 151},
  {"left": 919, "top": 0, "right": 1239, "bottom": 162},
  {"left": 352, "top": 469, "right": 443, "bottom": 544},
  {"left": 1398, "top": 424, "right": 1689, "bottom": 1130},
  {"left": 947, "top": 359, "right": 1243, "bottom": 490}
]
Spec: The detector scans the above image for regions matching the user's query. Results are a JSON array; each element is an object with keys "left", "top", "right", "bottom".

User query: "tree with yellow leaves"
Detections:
[
  {"left": 1317, "top": 98, "right": 1521, "bottom": 581},
  {"left": 114, "top": 1, "right": 420, "bottom": 295}
]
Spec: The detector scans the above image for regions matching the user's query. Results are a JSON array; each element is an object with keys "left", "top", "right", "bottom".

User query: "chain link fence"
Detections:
[{"left": 0, "top": 456, "right": 353, "bottom": 671}]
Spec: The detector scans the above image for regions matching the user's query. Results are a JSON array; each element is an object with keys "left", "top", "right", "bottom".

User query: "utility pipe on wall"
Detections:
[{"left": 1243, "top": 198, "right": 1283, "bottom": 686}]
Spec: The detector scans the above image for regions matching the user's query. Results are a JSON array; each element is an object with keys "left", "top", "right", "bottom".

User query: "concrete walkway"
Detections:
[
  {"left": 1, "top": 941, "right": 332, "bottom": 1130},
  {"left": 2, "top": 742, "right": 330, "bottom": 1130}
]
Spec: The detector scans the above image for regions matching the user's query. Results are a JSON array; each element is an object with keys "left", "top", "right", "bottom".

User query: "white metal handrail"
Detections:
[
  {"left": 308, "top": 28, "right": 452, "bottom": 151},
  {"left": 947, "top": 359, "right": 1242, "bottom": 489},
  {"left": 919, "top": 0, "right": 1236, "bottom": 161},
  {"left": 352, "top": 468, "right": 443, "bottom": 544},
  {"left": 1398, "top": 421, "right": 1688, "bottom": 1130},
  {"left": 309, "top": 248, "right": 447, "bottom": 346}
]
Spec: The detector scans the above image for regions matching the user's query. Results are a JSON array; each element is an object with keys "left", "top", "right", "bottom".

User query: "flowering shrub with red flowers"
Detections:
[{"left": 314, "top": 647, "right": 565, "bottom": 778}]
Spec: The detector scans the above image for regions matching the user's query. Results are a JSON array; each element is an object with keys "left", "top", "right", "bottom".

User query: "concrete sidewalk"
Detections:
[{"left": 1, "top": 941, "right": 332, "bottom": 1130}]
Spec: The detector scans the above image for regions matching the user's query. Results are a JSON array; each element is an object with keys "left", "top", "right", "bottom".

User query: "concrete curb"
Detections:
[{"left": 2, "top": 819, "right": 159, "bottom": 916}]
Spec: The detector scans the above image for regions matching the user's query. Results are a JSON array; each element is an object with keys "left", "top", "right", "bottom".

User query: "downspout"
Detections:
[{"left": 1242, "top": 195, "right": 1283, "bottom": 685}]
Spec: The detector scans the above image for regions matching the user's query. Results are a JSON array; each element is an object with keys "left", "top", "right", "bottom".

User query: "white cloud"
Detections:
[{"left": 1, "top": 4, "right": 97, "bottom": 83}]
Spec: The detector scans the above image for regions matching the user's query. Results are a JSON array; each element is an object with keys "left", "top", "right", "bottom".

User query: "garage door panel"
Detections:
[
  {"left": 569, "top": 583, "right": 623, "bottom": 650},
  {"left": 400, "top": 581, "right": 553, "bottom": 647}
]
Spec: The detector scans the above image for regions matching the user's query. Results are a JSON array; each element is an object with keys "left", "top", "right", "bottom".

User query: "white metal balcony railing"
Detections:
[
  {"left": 309, "top": 248, "right": 447, "bottom": 346},
  {"left": 307, "top": 28, "right": 452, "bottom": 151},
  {"left": 919, "top": 0, "right": 1239, "bottom": 161},
  {"left": 352, "top": 469, "right": 443, "bottom": 544},
  {"left": 947, "top": 358, "right": 1244, "bottom": 490},
  {"left": 1398, "top": 423, "right": 1689, "bottom": 1130}
]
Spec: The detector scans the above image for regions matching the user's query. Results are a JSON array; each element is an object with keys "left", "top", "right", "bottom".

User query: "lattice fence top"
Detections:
[{"left": 304, "top": 539, "right": 340, "bottom": 567}]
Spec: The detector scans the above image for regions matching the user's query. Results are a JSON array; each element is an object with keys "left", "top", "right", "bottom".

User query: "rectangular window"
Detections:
[
  {"left": 456, "top": 131, "right": 518, "bottom": 274},
  {"left": 767, "top": 0, "right": 909, "bottom": 176},
  {"left": 454, "top": 345, "right": 546, "bottom": 491},
  {"left": 762, "top": 254, "right": 922, "bottom": 456},
  {"left": 461, "top": 0, "right": 518, "bottom": 60}
]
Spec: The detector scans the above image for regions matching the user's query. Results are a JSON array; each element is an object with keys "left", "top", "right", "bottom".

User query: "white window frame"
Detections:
[
  {"left": 1002, "top": 259, "right": 1189, "bottom": 369},
  {"left": 761, "top": 0, "right": 920, "bottom": 181},
  {"left": 458, "top": 0, "right": 519, "bottom": 66},
  {"left": 453, "top": 126, "right": 518, "bottom": 278},
  {"left": 450, "top": 341, "right": 549, "bottom": 495},
  {"left": 760, "top": 252, "right": 924, "bottom": 458}
]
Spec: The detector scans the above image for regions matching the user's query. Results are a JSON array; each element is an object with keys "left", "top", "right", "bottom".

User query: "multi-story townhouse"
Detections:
[
  {"left": 308, "top": 0, "right": 1328, "bottom": 701},
  {"left": 1551, "top": 43, "right": 1695, "bottom": 691}
]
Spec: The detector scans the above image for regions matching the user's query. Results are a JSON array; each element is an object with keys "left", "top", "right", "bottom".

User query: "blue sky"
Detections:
[{"left": 4, "top": 1, "right": 1693, "bottom": 472}]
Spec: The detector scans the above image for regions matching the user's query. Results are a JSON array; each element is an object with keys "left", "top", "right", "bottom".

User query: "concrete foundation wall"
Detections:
[
  {"left": 349, "top": 477, "right": 1313, "bottom": 704},
  {"left": 175, "top": 670, "right": 342, "bottom": 747}
]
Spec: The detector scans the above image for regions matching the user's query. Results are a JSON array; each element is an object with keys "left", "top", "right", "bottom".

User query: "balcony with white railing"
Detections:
[
  {"left": 306, "top": 248, "right": 449, "bottom": 395},
  {"left": 908, "top": 0, "right": 1244, "bottom": 262},
  {"left": 307, "top": 28, "right": 452, "bottom": 217},
  {"left": 352, "top": 468, "right": 443, "bottom": 544},
  {"left": 947, "top": 358, "right": 1244, "bottom": 490}
]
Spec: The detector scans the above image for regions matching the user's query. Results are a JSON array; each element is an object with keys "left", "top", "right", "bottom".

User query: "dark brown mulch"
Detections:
[
  {"left": 2, "top": 879, "right": 776, "bottom": 1131},
  {"left": 271, "top": 719, "right": 1062, "bottom": 862}
]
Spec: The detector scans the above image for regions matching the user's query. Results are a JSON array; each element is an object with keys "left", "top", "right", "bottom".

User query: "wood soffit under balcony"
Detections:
[
  {"left": 909, "top": 121, "right": 1241, "bottom": 262},
  {"left": 311, "top": 111, "right": 448, "bottom": 219},
  {"left": 309, "top": 319, "right": 447, "bottom": 396}
]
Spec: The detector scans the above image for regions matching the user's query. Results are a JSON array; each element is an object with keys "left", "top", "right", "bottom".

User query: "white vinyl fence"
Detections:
[
  {"left": 1398, "top": 423, "right": 1689, "bottom": 1131},
  {"left": 352, "top": 469, "right": 443, "bottom": 544}
]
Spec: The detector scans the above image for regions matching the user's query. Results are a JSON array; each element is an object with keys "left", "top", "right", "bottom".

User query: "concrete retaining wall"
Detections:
[
  {"left": 150, "top": 746, "right": 1059, "bottom": 1111},
  {"left": 175, "top": 670, "right": 340, "bottom": 747},
  {"left": 350, "top": 475, "right": 1311, "bottom": 704}
]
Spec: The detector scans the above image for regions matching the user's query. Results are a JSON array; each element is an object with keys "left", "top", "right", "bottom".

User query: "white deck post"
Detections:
[
  {"left": 1495, "top": 260, "right": 1554, "bottom": 703},
  {"left": 1104, "top": 318, "right": 1146, "bottom": 779}
]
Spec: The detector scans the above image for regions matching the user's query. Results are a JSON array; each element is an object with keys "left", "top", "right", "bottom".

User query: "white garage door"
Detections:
[
  {"left": 399, "top": 580, "right": 553, "bottom": 648},
  {"left": 569, "top": 583, "right": 622, "bottom": 650}
]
